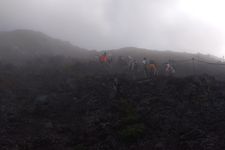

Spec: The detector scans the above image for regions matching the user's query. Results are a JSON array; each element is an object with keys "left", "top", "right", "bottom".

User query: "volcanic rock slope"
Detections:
[
  {"left": 0, "top": 69, "right": 225, "bottom": 150},
  {"left": 0, "top": 30, "right": 225, "bottom": 149}
]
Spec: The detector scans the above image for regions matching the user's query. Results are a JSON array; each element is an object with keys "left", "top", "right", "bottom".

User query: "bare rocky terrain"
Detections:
[
  {"left": 0, "top": 60, "right": 224, "bottom": 150},
  {"left": 0, "top": 30, "right": 225, "bottom": 150}
]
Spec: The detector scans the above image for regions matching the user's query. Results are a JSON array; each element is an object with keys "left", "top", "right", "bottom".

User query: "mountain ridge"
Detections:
[
  {"left": 0, "top": 30, "right": 222, "bottom": 64},
  {"left": 0, "top": 29, "right": 92, "bottom": 63}
]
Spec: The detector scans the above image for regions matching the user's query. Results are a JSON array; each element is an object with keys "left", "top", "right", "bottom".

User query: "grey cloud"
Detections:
[{"left": 0, "top": 0, "right": 224, "bottom": 56}]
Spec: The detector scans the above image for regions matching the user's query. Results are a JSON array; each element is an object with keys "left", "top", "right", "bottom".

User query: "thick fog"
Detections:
[{"left": 0, "top": 0, "right": 225, "bottom": 57}]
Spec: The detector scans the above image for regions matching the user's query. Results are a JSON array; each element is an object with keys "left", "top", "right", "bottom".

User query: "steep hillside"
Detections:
[
  {"left": 0, "top": 30, "right": 224, "bottom": 76},
  {"left": 0, "top": 63, "right": 225, "bottom": 150},
  {"left": 0, "top": 30, "right": 93, "bottom": 63},
  {"left": 0, "top": 41, "right": 224, "bottom": 149}
]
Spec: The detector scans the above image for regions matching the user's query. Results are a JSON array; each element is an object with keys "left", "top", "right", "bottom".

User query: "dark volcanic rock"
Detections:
[{"left": 0, "top": 62, "right": 224, "bottom": 150}]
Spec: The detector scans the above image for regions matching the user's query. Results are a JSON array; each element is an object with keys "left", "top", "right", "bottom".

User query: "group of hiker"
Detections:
[{"left": 98, "top": 52, "right": 176, "bottom": 78}]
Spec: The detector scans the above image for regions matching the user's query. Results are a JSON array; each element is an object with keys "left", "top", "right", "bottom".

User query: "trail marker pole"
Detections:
[
  {"left": 197, "top": 54, "right": 200, "bottom": 74},
  {"left": 192, "top": 57, "right": 195, "bottom": 75}
]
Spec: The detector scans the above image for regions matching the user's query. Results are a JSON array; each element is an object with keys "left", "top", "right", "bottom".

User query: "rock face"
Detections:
[{"left": 0, "top": 60, "right": 225, "bottom": 150}]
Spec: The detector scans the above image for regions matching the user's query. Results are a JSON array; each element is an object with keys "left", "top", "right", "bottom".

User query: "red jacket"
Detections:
[{"left": 100, "top": 55, "right": 108, "bottom": 62}]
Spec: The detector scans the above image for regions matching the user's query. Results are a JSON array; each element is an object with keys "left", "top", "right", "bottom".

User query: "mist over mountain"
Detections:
[
  {"left": 0, "top": 30, "right": 222, "bottom": 64},
  {"left": 0, "top": 30, "right": 224, "bottom": 77},
  {"left": 1, "top": 30, "right": 225, "bottom": 149},
  {"left": 2, "top": 0, "right": 225, "bottom": 149},
  {"left": 0, "top": 30, "right": 93, "bottom": 63},
  {"left": 109, "top": 47, "right": 221, "bottom": 62}
]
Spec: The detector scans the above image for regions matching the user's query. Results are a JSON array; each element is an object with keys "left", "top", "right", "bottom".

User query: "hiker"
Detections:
[
  {"left": 95, "top": 55, "right": 99, "bottom": 62},
  {"left": 129, "top": 59, "right": 138, "bottom": 80},
  {"left": 129, "top": 59, "right": 138, "bottom": 72},
  {"left": 128, "top": 56, "right": 134, "bottom": 71},
  {"left": 108, "top": 55, "right": 113, "bottom": 64},
  {"left": 147, "top": 59, "right": 157, "bottom": 78},
  {"left": 106, "top": 53, "right": 113, "bottom": 64},
  {"left": 99, "top": 52, "right": 108, "bottom": 64},
  {"left": 165, "top": 62, "right": 175, "bottom": 76},
  {"left": 142, "top": 57, "right": 148, "bottom": 77}
]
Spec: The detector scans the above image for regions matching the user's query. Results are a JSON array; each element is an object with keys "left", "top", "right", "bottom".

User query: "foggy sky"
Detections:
[{"left": 1, "top": 0, "right": 225, "bottom": 57}]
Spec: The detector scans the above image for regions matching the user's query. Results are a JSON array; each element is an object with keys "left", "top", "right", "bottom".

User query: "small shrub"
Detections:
[
  {"left": 74, "top": 144, "right": 87, "bottom": 150},
  {"left": 119, "top": 123, "right": 145, "bottom": 143}
]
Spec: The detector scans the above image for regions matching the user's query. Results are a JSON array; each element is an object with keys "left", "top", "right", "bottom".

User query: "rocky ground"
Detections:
[{"left": 0, "top": 62, "right": 225, "bottom": 150}]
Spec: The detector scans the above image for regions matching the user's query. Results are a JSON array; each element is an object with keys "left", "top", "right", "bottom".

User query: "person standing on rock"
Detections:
[
  {"left": 147, "top": 59, "right": 158, "bottom": 78},
  {"left": 142, "top": 57, "right": 148, "bottom": 78},
  {"left": 128, "top": 56, "right": 134, "bottom": 71},
  {"left": 128, "top": 58, "right": 138, "bottom": 79},
  {"left": 165, "top": 62, "right": 175, "bottom": 76},
  {"left": 99, "top": 51, "right": 113, "bottom": 74},
  {"left": 99, "top": 52, "right": 108, "bottom": 64}
]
